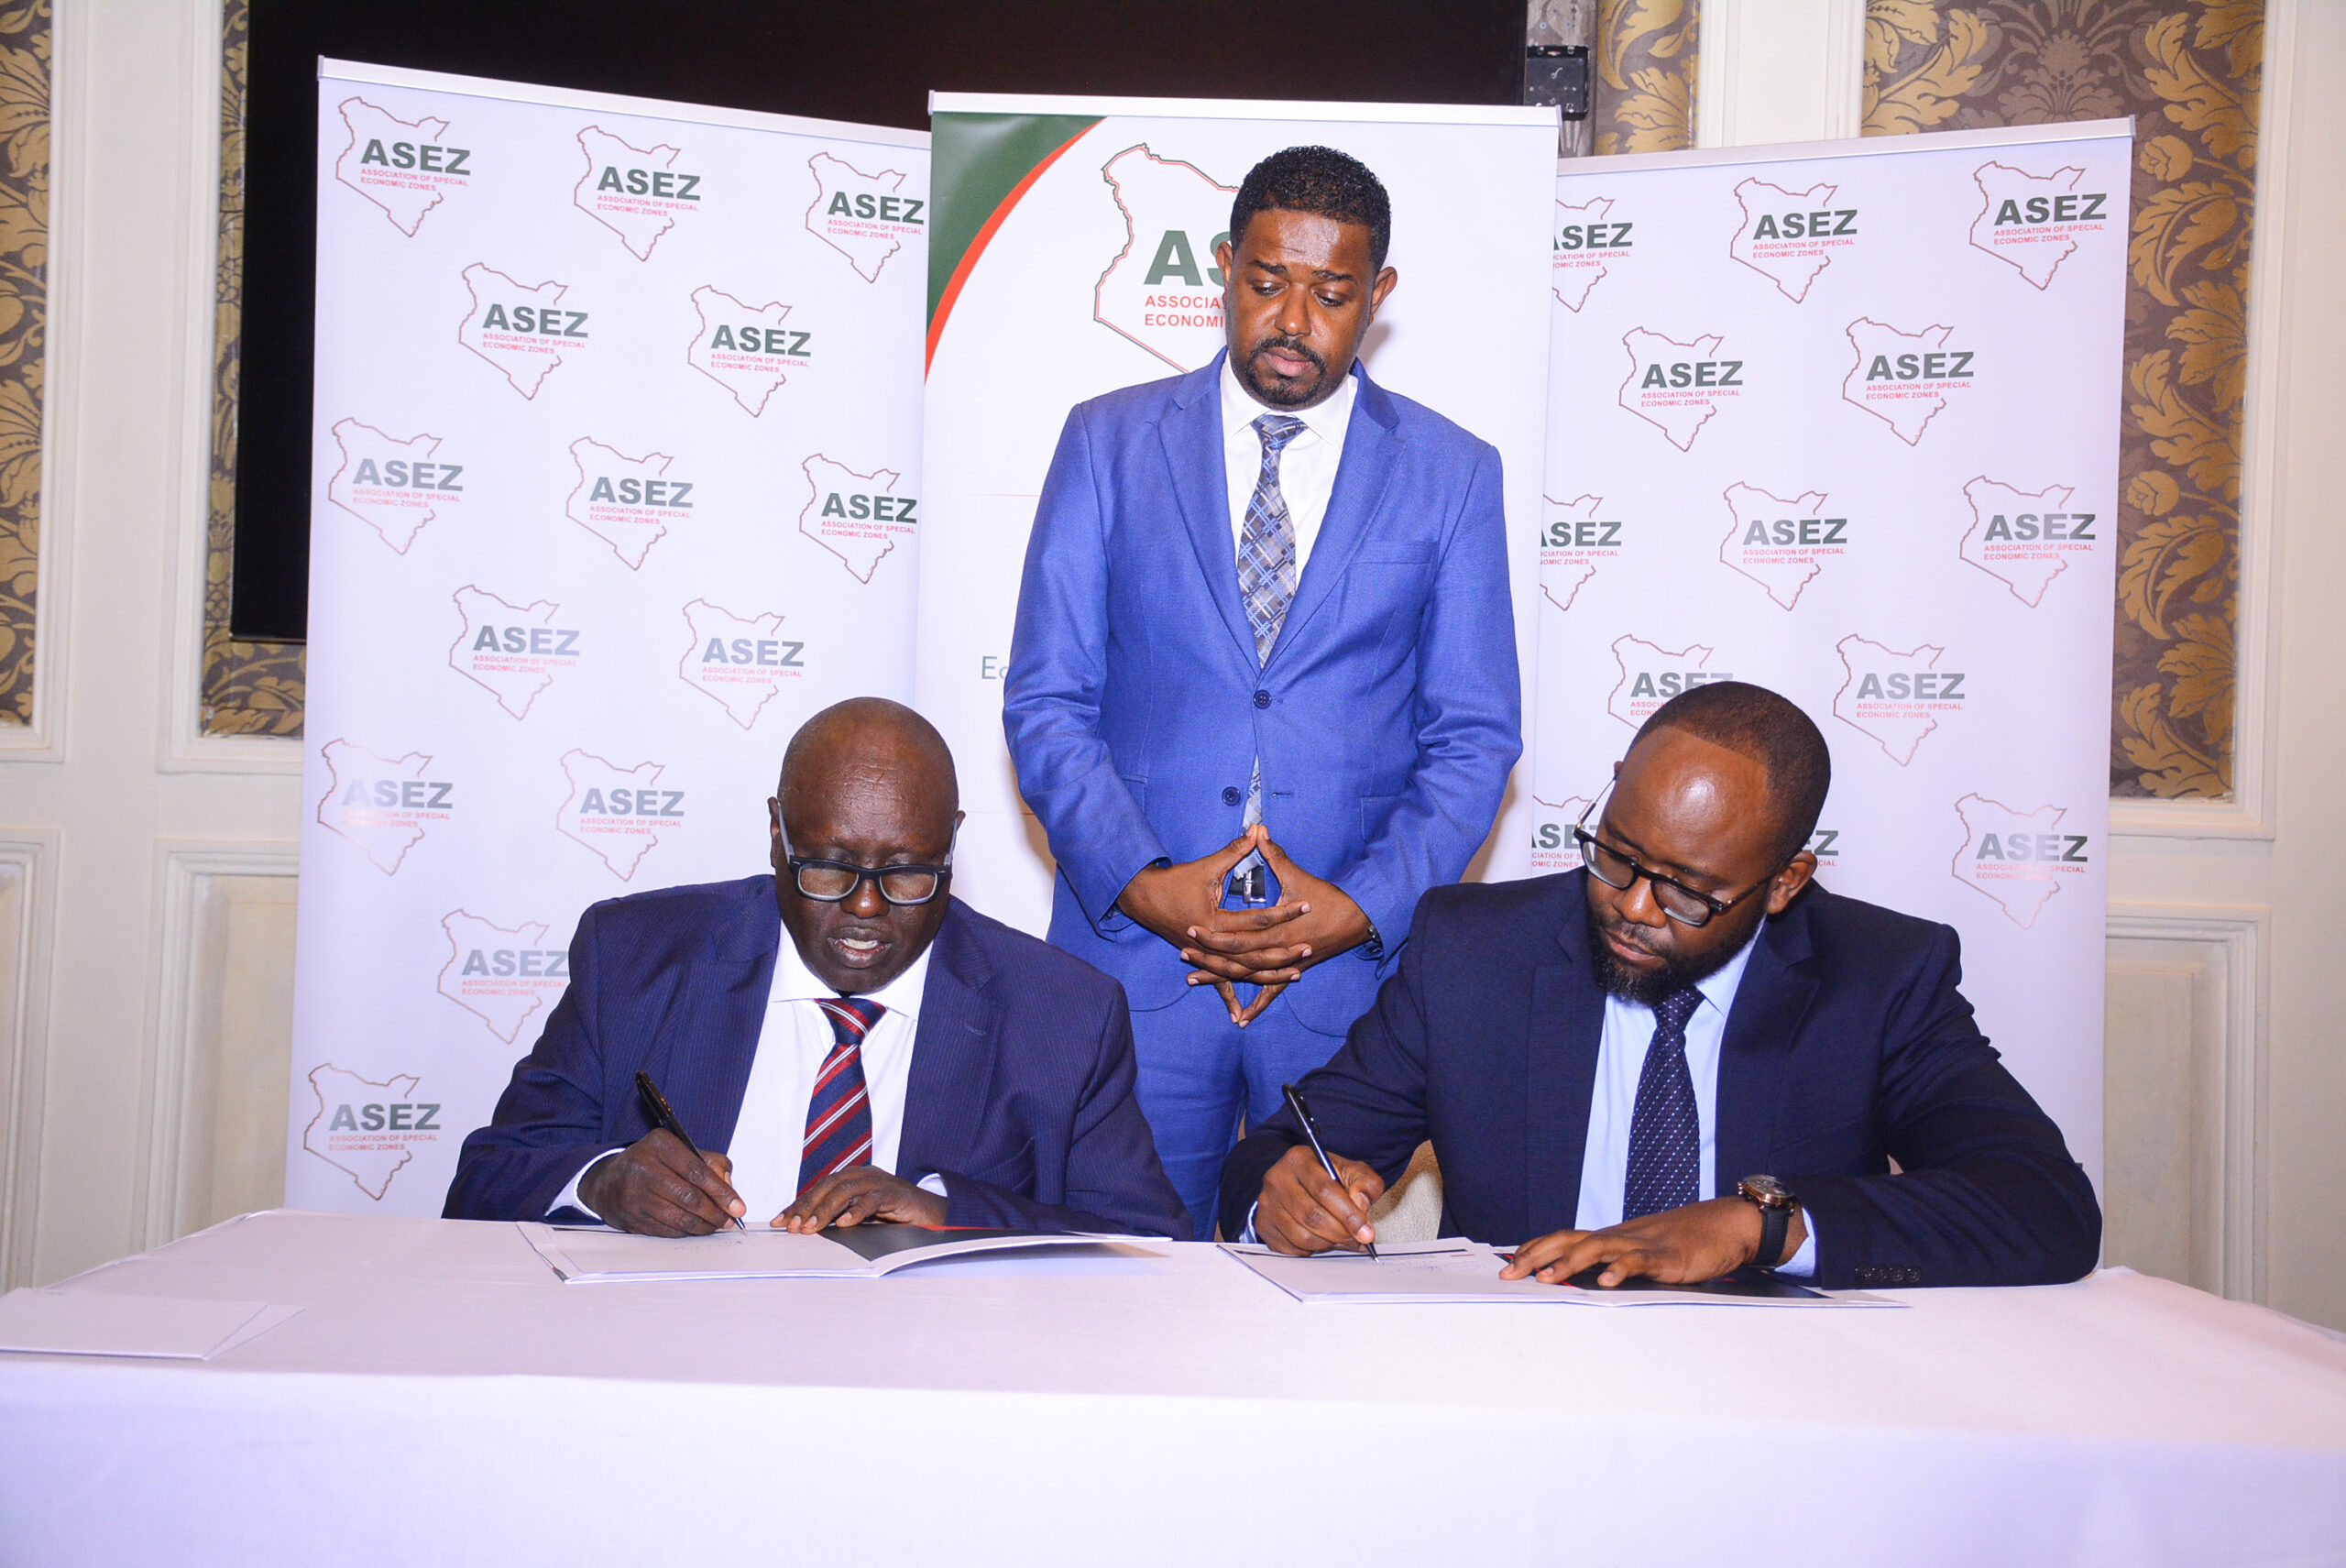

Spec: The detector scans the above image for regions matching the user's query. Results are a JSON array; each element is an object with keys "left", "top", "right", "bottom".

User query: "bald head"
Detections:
[
  {"left": 778, "top": 697, "right": 958, "bottom": 827},
  {"left": 769, "top": 698, "right": 961, "bottom": 994}
]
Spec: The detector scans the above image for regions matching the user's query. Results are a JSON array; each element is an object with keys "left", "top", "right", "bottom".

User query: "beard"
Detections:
[
  {"left": 1584, "top": 899, "right": 1755, "bottom": 1004},
  {"left": 1237, "top": 334, "right": 1332, "bottom": 407}
]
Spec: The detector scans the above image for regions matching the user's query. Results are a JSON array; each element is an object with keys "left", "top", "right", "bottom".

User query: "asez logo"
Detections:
[
  {"left": 1542, "top": 519, "right": 1622, "bottom": 548},
  {"left": 322, "top": 1100, "right": 441, "bottom": 1133},
  {"left": 1639, "top": 358, "right": 1744, "bottom": 389}
]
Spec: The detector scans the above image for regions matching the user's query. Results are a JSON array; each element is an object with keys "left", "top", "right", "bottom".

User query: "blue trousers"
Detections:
[{"left": 1127, "top": 983, "right": 1354, "bottom": 1241}]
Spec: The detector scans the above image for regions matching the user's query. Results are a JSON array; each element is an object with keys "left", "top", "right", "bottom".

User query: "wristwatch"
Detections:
[{"left": 1737, "top": 1175, "right": 1801, "bottom": 1268}]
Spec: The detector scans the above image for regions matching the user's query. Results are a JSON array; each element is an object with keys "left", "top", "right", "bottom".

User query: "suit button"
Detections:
[
  {"left": 1222, "top": 785, "right": 1242, "bottom": 806},
  {"left": 1253, "top": 689, "right": 1271, "bottom": 709}
]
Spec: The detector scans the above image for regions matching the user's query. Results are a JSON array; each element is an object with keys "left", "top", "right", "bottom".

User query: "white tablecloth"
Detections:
[{"left": 2, "top": 1211, "right": 2341, "bottom": 1567}]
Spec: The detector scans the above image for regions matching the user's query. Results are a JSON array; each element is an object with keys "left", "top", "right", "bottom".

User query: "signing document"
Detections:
[
  {"left": 1221, "top": 1239, "right": 1899, "bottom": 1307},
  {"left": 523, "top": 1223, "right": 1151, "bottom": 1283}
]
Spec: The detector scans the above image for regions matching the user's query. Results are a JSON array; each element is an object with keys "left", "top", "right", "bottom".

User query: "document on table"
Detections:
[
  {"left": 1220, "top": 1239, "right": 1902, "bottom": 1307},
  {"left": 521, "top": 1222, "right": 1157, "bottom": 1283},
  {"left": 0, "top": 1288, "right": 305, "bottom": 1359}
]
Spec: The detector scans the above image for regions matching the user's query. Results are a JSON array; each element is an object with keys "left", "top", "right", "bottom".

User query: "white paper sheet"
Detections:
[
  {"left": 521, "top": 1223, "right": 1155, "bottom": 1282},
  {"left": 0, "top": 1288, "right": 305, "bottom": 1359},
  {"left": 1219, "top": 1240, "right": 1900, "bottom": 1307}
]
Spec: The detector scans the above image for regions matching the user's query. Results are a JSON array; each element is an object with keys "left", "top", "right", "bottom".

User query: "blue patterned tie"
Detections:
[
  {"left": 796, "top": 996, "right": 883, "bottom": 1196},
  {"left": 1235, "top": 415, "right": 1306, "bottom": 860},
  {"left": 1237, "top": 413, "right": 1306, "bottom": 664},
  {"left": 1621, "top": 985, "right": 1705, "bottom": 1222}
]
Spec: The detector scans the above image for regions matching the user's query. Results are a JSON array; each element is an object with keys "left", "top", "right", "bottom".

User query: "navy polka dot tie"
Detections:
[{"left": 1622, "top": 985, "right": 1705, "bottom": 1223}]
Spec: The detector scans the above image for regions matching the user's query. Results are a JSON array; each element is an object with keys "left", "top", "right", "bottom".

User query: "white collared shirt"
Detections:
[
  {"left": 553, "top": 920, "right": 941, "bottom": 1227},
  {"left": 1576, "top": 926, "right": 1817, "bottom": 1277},
  {"left": 724, "top": 923, "right": 937, "bottom": 1226},
  {"left": 1220, "top": 352, "right": 1357, "bottom": 574}
]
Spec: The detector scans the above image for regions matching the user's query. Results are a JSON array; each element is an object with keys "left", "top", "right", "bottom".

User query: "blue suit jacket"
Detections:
[
  {"left": 1003, "top": 354, "right": 1522, "bottom": 1032},
  {"left": 1220, "top": 872, "right": 2102, "bottom": 1288},
  {"left": 444, "top": 878, "right": 1189, "bottom": 1238}
]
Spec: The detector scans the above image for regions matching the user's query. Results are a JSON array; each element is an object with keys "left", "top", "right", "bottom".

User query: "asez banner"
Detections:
[
  {"left": 1533, "top": 122, "right": 2131, "bottom": 1185},
  {"left": 290, "top": 62, "right": 927, "bottom": 1213},
  {"left": 916, "top": 93, "right": 1560, "bottom": 934}
]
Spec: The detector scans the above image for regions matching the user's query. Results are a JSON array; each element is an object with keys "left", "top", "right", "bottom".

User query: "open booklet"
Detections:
[
  {"left": 1220, "top": 1238, "right": 1902, "bottom": 1307},
  {"left": 521, "top": 1222, "right": 1152, "bottom": 1283}
]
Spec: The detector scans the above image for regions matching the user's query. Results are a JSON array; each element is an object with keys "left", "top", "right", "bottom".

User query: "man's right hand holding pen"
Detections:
[
  {"left": 1254, "top": 1144, "right": 1387, "bottom": 1255},
  {"left": 577, "top": 1133, "right": 746, "bottom": 1237}
]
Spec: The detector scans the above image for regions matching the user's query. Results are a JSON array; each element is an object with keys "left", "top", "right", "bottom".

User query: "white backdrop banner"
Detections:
[
  {"left": 289, "top": 62, "right": 928, "bottom": 1213},
  {"left": 1532, "top": 122, "right": 2131, "bottom": 1184},
  {"left": 915, "top": 93, "right": 1561, "bottom": 936}
]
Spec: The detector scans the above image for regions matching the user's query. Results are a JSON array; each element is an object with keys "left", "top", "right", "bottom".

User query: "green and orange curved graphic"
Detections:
[{"left": 925, "top": 113, "right": 1102, "bottom": 371}]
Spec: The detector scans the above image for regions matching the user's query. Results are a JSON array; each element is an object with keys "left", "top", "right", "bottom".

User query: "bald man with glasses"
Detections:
[
  {"left": 446, "top": 697, "right": 1189, "bottom": 1239},
  {"left": 1222, "top": 681, "right": 2100, "bottom": 1291}
]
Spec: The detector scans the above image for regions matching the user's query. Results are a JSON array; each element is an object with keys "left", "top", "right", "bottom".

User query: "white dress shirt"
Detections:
[
  {"left": 1220, "top": 352, "right": 1356, "bottom": 571},
  {"left": 554, "top": 926, "right": 943, "bottom": 1226},
  {"left": 1576, "top": 927, "right": 1817, "bottom": 1277}
]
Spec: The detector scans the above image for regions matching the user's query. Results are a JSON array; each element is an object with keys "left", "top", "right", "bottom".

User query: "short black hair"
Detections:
[
  {"left": 1229, "top": 146, "right": 1392, "bottom": 271},
  {"left": 1631, "top": 682, "right": 1831, "bottom": 862}
]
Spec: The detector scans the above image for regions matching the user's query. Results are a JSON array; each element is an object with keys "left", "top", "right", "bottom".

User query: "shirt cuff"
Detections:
[
  {"left": 917, "top": 1172, "right": 948, "bottom": 1198},
  {"left": 550, "top": 1147, "right": 626, "bottom": 1222},
  {"left": 1773, "top": 1210, "right": 1818, "bottom": 1278},
  {"left": 1238, "top": 1200, "right": 1260, "bottom": 1245}
]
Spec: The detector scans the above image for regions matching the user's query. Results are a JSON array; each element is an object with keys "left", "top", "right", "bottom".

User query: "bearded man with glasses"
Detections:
[
  {"left": 446, "top": 697, "right": 1189, "bottom": 1240},
  {"left": 1221, "top": 681, "right": 2100, "bottom": 1291}
]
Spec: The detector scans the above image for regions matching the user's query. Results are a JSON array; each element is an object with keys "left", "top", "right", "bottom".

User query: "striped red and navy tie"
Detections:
[{"left": 796, "top": 996, "right": 884, "bottom": 1197}]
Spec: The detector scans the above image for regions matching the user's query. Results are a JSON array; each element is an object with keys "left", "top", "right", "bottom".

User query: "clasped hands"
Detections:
[
  {"left": 576, "top": 1130, "right": 948, "bottom": 1237},
  {"left": 1117, "top": 824, "right": 1372, "bottom": 1025},
  {"left": 1255, "top": 1144, "right": 1804, "bottom": 1287}
]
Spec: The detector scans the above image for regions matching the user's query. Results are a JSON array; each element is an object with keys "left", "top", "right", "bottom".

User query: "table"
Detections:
[{"left": 3, "top": 1211, "right": 2341, "bottom": 1566}]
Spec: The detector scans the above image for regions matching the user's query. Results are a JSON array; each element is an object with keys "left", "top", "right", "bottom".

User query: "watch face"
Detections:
[{"left": 1742, "top": 1175, "right": 1789, "bottom": 1206}]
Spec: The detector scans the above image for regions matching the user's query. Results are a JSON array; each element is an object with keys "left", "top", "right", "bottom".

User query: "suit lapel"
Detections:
[
  {"left": 1157, "top": 354, "right": 1260, "bottom": 672},
  {"left": 897, "top": 903, "right": 1002, "bottom": 1180},
  {"left": 1267, "top": 366, "right": 1399, "bottom": 669},
  {"left": 1714, "top": 900, "right": 1821, "bottom": 1190},
  {"left": 1525, "top": 876, "right": 1607, "bottom": 1238},
  {"left": 651, "top": 883, "right": 780, "bottom": 1155}
]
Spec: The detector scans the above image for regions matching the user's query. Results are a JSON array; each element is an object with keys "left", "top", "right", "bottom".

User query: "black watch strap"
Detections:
[{"left": 1757, "top": 1199, "right": 1790, "bottom": 1269}]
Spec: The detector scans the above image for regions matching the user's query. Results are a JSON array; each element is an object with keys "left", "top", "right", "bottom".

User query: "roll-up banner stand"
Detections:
[
  {"left": 291, "top": 66, "right": 2121, "bottom": 1212},
  {"left": 1532, "top": 121, "right": 2131, "bottom": 1183},
  {"left": 915, "top": 93, "right": 1562, "bottom": 937},
  {"left": 289, "top": 61, "right": 928, "bottom": 1212}
]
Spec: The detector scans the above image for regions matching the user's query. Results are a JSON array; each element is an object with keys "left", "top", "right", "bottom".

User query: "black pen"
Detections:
[
  {"left": 1281, "top": 1082, "right": 1377, "bottom": 1259},
  {"left": 635, "top": 1070, "right": 744, "bottom": 1231}
]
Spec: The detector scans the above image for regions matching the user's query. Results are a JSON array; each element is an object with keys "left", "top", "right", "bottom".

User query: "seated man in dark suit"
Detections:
[
  {"left": 1222, "top": 681, "right": 2099, "bottom": 1289},
  {"left": 447, "top": 697, "right": 1189, "bottom": 1239}
]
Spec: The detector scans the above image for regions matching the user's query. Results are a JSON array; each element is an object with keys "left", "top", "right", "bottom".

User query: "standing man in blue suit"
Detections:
[
  {"left": 1005, "top": 147, "right": 1522, "bottom": 1237},
  {"left": 446, "top": 698, "right": 1188, "bottom": 1239}
]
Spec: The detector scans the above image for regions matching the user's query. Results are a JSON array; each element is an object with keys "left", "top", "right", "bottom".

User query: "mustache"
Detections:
[
  {"left": 1248, "top": 334, "right": 1326, "bottom": 374},
  {"left": 1594, "top": 918, "right": 1661, "bottom": 959}
]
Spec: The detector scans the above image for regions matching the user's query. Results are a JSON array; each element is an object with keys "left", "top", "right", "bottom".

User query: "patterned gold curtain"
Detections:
[
  {"left": 0, "top": 0, "right": 45, "bottom": 728},
  {"left": 1595, "top": 0, "right": 1702, "bottom": 155},
  {"left": 1865, "top": 1, "right": 2261, "bottom": 800},
  {"left": 203, "top": 0, "right": 304, "bottom": 737}
]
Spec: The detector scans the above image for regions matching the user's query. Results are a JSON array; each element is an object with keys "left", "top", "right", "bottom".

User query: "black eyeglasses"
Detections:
[
  {"left": 777, "top": 823, "right": 955, "bottom": 906},
  {"left": 1572, "top": 791, "right": 1780, "bottom": 928}
]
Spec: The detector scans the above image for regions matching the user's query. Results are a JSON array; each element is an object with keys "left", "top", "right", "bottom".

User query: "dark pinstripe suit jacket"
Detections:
[{"left": 444, "top": 877, "right": 1189, "bottom": 1237}]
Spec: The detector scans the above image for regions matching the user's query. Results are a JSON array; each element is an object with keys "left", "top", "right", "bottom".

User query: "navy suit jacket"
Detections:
[
  {"left": 1003, "top": 353, "right": 1521, "bottom": 1032},
  {"left": 1220, "top": 872, "right": 2101, "bottom": 1288},
  {"left": 445, "top": 878, "right": 1189, "bottom": 1238}
]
